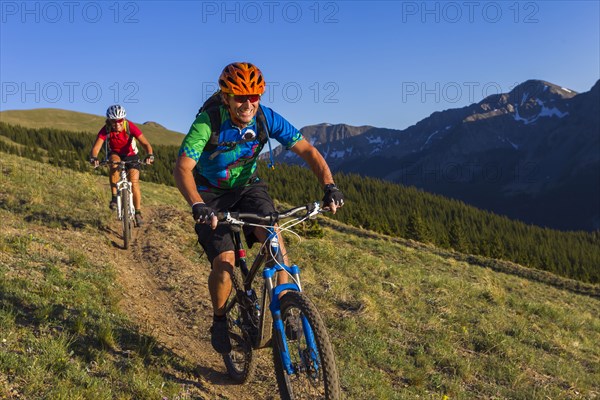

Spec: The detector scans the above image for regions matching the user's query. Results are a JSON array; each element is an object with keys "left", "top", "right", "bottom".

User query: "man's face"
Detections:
[{"left": 225, "top": 94, "right": 261, "bottom": 127}]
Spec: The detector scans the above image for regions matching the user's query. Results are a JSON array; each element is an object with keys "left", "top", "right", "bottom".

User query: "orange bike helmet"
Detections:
[{"left": 218, "top": 62, "right": 266, "bottom": 95}]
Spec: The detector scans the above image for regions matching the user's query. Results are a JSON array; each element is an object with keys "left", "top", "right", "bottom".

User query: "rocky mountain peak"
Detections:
[
  {"left": 509, "top": 79, "right": 578, "bottom": 100},
  {"left": 465, "top": 79, "right": 577, "bottom": 124},
  {"left": 299, "top": 123, "right": 373, "bottom": 146}
]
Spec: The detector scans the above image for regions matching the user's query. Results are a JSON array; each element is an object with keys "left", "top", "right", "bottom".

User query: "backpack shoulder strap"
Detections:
[
  {"left": 202, "top": 106, "right": 222, "bottom": 152},
  {"left": 197, "top": 91, "right": 224, "bottom": 152},
  {"left": 103, "top": 123, "right": 110, "bottom": 159},
  {"left": 206, "top": 107, "right": 221, "bottom": 148},
  {"left": 256, "top": 105, "right": 276, "bottom": 169},
  {"left": 255, "top": 106, "right": 269, "bottom": 144},
  {"left": 124, "top": 120, "right": 134, "bottom": 148}
]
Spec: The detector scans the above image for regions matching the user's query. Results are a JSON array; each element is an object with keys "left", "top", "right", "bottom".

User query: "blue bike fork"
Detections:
[{"left": 264, "top": 227, "right": 319, "bottom": 375}]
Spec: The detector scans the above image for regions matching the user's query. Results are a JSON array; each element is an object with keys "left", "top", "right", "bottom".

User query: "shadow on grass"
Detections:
[
  {"left": 0, "top": 287, "right": 217, "bottom": 395},
  {"left": 0, "top": 197, "right": 106, "bottom": 230},
  {"left": 24, "top": 211, "right": 87, "bottom": 229}
]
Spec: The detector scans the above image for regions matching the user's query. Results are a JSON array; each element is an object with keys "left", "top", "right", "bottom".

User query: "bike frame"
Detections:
[
  {"left": 98, "top": 160, "right": 135, "bottom": 221},
  {"left": 114, "top": 164, "right": 135, "bottom": 222},
  {"left": 95, "top": 159, "right": 145, "bottom": 250},
  {"left": 225, "top": 206, "right": 321, "bottom": 376}
]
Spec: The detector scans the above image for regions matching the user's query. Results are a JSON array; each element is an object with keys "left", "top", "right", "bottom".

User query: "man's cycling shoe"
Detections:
[
  {"left": 109, "top": 199, "right": 118, "bottom": 210},
  {"left": 210, "top": 319, "right": 232, "bottom": 354},
  {"left": 135, "top": 213, "right": 144, "bottom": 227}
]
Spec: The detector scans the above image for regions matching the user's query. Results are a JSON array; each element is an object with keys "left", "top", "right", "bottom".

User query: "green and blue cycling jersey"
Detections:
[{"left": 178, "top": 104, "right": 303, "bottom": 192}]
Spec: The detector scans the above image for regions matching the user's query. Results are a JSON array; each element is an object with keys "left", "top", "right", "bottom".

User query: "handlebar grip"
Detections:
[{"left": 216, "top": 211, "right": 237, "bottom": 221}]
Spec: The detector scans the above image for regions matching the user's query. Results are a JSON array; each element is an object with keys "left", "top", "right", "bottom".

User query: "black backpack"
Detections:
[{"left": 197, "top": 91, "right": 271, "bottom": 156}]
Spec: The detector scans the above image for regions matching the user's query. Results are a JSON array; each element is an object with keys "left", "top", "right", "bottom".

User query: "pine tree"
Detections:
[
  {"left": 405, "top": 212, "right": 430, "bottom": 243},
  {"left": 449, "top": 218, "right": 467, "bottom": 252}
]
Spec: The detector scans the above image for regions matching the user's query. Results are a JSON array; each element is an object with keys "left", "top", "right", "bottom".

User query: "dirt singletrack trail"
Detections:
[{"left": 103, "top": 205, "right": 279, "bottom": 399}]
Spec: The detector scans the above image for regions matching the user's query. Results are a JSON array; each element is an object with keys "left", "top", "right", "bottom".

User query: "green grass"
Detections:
[
  {"left": 0, "top": 154, "right": 196, "bottom": 399},
  {"left": 0, "top": 233, "right": 192, "bottom": 399},
  {"left": 0, "top": 108, "right": 185, "bottom": 146},
  {"left": 1, "top": 152, "right": 599, "bottom": 399},
  {"left": 280, "top": 230, "right": 600, "bottom": 399}
]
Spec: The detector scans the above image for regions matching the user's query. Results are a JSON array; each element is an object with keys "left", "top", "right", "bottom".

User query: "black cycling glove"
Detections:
[
  {"left": 322, "top": 184, "right": 344, "bottom": 207},
  {"left": 192, "top": 202, "right": 215, "bottom": 223}
]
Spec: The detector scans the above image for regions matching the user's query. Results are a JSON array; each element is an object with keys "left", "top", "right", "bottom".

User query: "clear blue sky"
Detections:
[{"left": 1, "top": 1, "right": 599, "bottom": 134}]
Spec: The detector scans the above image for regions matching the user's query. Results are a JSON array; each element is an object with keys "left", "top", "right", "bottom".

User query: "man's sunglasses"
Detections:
[
  {"left": 110, "top": 119, "right": 124, "bottom": 124},
  {"left": 229, "top": 94, "right": 261, "bottom": 103}
]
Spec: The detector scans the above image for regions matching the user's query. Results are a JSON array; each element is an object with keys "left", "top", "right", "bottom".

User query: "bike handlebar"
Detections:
[
  {"left": 217, "top": 202, "right": 325, "bottom": 226},
  {"left": 95, "top": 160, "right": 147, "bottom": 169}
]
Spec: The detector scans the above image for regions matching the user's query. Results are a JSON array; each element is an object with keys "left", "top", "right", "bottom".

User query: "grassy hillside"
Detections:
[
  {"left": 1, "top": 152, "right": 599, "bottom": 399},
  {"left": 2, "top": 121, "right": 599, "bottom": 285},
  {"left": 0, "top": 108, "right": 185, "bottom": 146}
]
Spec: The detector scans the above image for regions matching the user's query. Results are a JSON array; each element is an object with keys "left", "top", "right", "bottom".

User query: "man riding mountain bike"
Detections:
[
  {"left": 89, "top": 105, "right": 155, "bottom": 226},
  {"left": 173, "top": 62, "right": 344, "bottom": 354}
]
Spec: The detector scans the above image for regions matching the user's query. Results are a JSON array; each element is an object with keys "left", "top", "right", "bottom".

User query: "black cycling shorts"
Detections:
[
  {"left": 109, "top": 152, "right": 141, "bottom": 170},
  {"left": 194, "top": 181, "right": 276, "bottom": 265}
]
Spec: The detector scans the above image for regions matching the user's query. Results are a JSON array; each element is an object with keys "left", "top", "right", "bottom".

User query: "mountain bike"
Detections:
[
  {"left": 97, "top": 160, "right": 138, "bottom": 249},
  {"left": 217, "top": 202, "right": 341, "bottom": 399}
]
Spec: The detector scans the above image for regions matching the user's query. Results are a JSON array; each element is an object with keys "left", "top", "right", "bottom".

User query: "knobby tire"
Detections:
[
  {"left": 273, "top": 291, "right": 340, "bottom": 400},
  {"left": 122, "top": 188, "right": 132, "bottom": 249},
  {"left": 256, "top": 279, "right": 273, "bottom": 349},
  {"left": 222, "top": 265, "right": 257, "bottom": 383}
]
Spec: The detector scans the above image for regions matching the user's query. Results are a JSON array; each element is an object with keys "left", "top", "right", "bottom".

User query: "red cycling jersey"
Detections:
[{"left": 97, "top": 120, "right": 143, "bottom": 157}]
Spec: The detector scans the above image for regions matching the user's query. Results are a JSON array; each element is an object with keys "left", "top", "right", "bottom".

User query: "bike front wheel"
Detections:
[
  {"left": 273, "top": 291, "right": 341, "bottom": 400},
  {"left": 121, "top": 188, "right": 132, "bottom": 249}
]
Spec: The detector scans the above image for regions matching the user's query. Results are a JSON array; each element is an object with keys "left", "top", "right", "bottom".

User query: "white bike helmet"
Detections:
[{"left": 106, "top": 104, "right": 127, "bottom": 120}]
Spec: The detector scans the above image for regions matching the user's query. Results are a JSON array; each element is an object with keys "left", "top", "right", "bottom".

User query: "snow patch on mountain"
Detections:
[
  {"left": 513, "top": 102, "right": 569, "bottom": 125},
  {"left": 329, "top": 150, "right": 347, "bottom": 158},
  {"left": 366, "top": 135, "right": 384, "bottom": 144},
  {"left": 422, "top": 130, "right": 440, "bottom": 150},
  {"left": 538, "top": 106, "right": 569, "bottom": 119}
]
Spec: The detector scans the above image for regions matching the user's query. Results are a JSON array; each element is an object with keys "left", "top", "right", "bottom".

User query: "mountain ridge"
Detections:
[{"left": 266, "top": 79, "right": 600, "bottom": 231}]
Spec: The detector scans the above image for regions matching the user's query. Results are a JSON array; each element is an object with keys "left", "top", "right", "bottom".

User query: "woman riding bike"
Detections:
[{"left": 89, "top": 104, "right": 155, "bottom": 226}]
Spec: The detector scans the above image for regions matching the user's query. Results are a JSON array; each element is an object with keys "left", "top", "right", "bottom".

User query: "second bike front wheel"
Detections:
[
  {"left": 273, "top": 291, "right": 341, "bottom": 400},
  {"left": 121, "top": 188, "right": 132, "bottom": 249}
]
